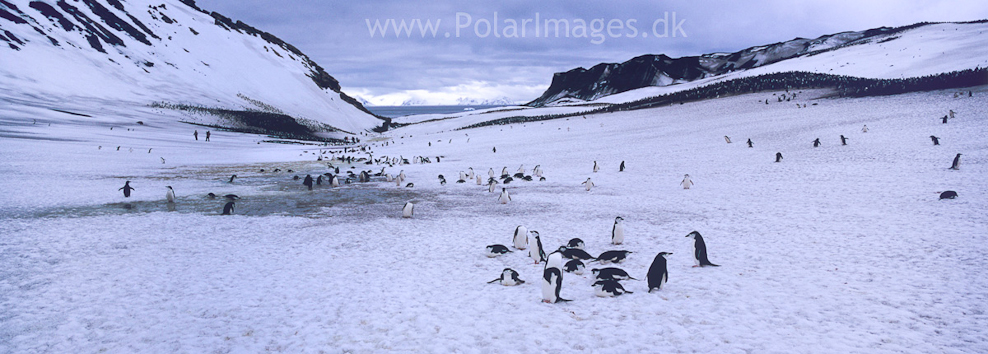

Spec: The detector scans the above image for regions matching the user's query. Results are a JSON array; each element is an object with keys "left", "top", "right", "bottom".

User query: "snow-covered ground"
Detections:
[{"left": 1, "top": 86, "right": 986, "bottom": 353}]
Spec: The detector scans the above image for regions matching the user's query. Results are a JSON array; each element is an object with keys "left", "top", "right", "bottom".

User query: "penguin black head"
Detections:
[
  {"left": 166, "top": 186, "right": 173, "bottom": 190},
  {"left": 686, "top": 231, "right": 701, "bottom": 238},
  {"left": 655, "top": 252, "right": 673, "bottom": 259}
]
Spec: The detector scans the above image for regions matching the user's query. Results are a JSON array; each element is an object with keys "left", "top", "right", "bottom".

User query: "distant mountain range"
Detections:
[
  {"left": 528, "top": 20, "right": 988, "bottom": 107},
  {"left": 0, "top": 0, "right": 384, "bottom": 135}
]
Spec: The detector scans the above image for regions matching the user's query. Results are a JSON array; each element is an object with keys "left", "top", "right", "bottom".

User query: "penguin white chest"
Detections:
[{"left": 612, "top": 223, "right": 624, "bottom": 244}]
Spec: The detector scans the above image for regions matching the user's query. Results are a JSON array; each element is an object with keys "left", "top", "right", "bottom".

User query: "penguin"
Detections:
[
  {"left": 529, "top": 230, "right": 546, "bottom": 264},
  {"left": 775, "top": 152, "right": 783, "bottom": 163},
  {"left": 592, "top": 267, "right": 637, "bottom": 281},
  {"left": 331, "top": 176, "right": 341, "bottom": 187},
  {"left": 402, "top": 202, "right": 414, "bottom": 218},
  {"left": 303, "top": 175, "right": 314, "bottom": 190},
  {"left": 592, "top": 280, "right": 633, "bottom": 297},
  {"left": 517, "top": 165, "right": 525, "bottom": 174},
  {"left": 398, "top": 170, "right": 406, "bottom": 180},
  {"left": 222, "top": 201, "right": 235, "bottom": 215},
  {"left": 534, "top": 165, "right": 543, "bottom": 177},
  {"left": 119, "top": 181, "right": 135, "bottom": 198},
  {"left": 564, "top": 259, "right": 585, "bottom": 275},
  {"left": 405, "top": 183, "right": 414, "bottom": 188},
  {"left": 476, "top": 175, "right": 483, "bottom": 185},
  {"left": 950, "top": 153, "right": 961, "bottom": 170},
  {"left": 611, "top": 216, "right": 625, "bottom": 245},
  {"left": 488, "top": 268, "right": 525, "bottom": 286},
  {"left": 165, "top": 186, "right": 176, "bottom": 203},
  {"left": 862, "top": 125, "right": 869, "bottom": 133},
  {"left": 440, "top": 178, "right": 447, "bottom": 186},
  {"left": 681, "top": 174, "right": 694, "bottom": 189},
  {"left": 513, "top": 225, "right": 528, "bottom": 250},
  {"left": 229, "top": 174, "right": 237, "bottom": 183},
  {"left": 501, "top": 167, "right": 508, "bottom": 177},
  {"left": 840, "top": 135, "right": 848, "bottom": 146},
  {"left": 939, "top": 191, "right": 958, "bottom": 200},
  {"left": 488, "top": 168, "right": 495, "bottom": 178},
  {"left": 724, "top": 136, "right": 732, "bottom": 143},
  {"left": 930, "top": 136, "right": 940, "bottom": 145},
  {"left": 486, "top": 244, "right": 513, "bottom": 257},
  {"left": 207, "top": 192, "right": 217, "bottom": 199},
  {"left": 647, "top": 252, "right": 672, "bottom": 292},
  {"left": 686, "top": 231, "right": 719, "bottom": 267},
  {"left": 539, "top": 177, "right": 546, "bottom": 182},
  {"left": 619, "top": 161, "right": 625, "bottom": 172},
  {"left": 459, "top": 171, "right": 467, "bottom": 181},
  {"left": 488, "top": 181, "right": 497, "bottom": 193},
  {"left": 542, "top": 248, "right": 570, "bottom": 303},
  {"left": 502, "top": 177, "right": 513, "bottom": 184},
  {"left": 522, "top": 175, "right": 533, "bottom": 181},
  {"left": 316, "top": 175, "right": 323, "bottom": 185},
  {"left": 498, "top": 188, "right": 511, "bottom": 204},
  {"left": 942, "top": 115, "right": 949, "bottom": 124},
  {"left": 456, "top": 179, "right": 466, "bottom": 184},
  {"left": 812, "top": 138, "right": 821, "bottom": 147},
  {"left": 561, "top": 247, "right": 595, "bottom": 261},
  {"left": 593, "top": 161, "right": 599, "bottom": 173},
  {"left": 747, "top": 139, "right": 753, "bottom": 148},
  {"left": 566, "top": 238, "right": 585, "bottom": 250},
  {"left": 293, "top": 175, "right": 301, "bottom": 181},
  {"left": 513, "top": 172, "right": 525, "bottom": 179},
  {"left": 386, "top": 174, "right": 393, "bottom": 183},
  {"left": 582, "top": 178, "right": 595, "bottom": 191},
  {"left": 224, "top": 194, "right": 240, "bottom": 200},
  {"left": 596, "top": 250, "right": 632, "bottom": 264}
]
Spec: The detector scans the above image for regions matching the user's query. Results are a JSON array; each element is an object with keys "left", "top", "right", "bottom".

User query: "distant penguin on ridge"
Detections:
[
  {"left": 165, "top": 186, "right": 176, "bottom": 203},
  {"left": 681, "top": 174, "right": 694, "bottom": 189},
  {"left": 812, "top": 138, "right": 821, "bottom": 147},
  {"left": 840, "top": 135, "right": 848, "bottom": 146},
  {"left": 647, "top": 252, "right": 672, "bottom": 292},
  {"left": 303, "top": 175, "right": 314, "bottom": 190},
  {"left": 747, "top": 139, "right": 753, "bottom": 148},
  {"left": 498, "top": 188, "right": 511, "bottom": 204},
  {"left": 513, "top": 225, "right": 528, "bottom": 250},
  {"left": 402, "top": 202, "right": 414, "bottom": 218},
  {"left": 619, "top": 161, "right": 625, "bottom": 172},
  {"left": 222, "top": 201, "right": 235, "bottom": 215},
  {"left": 593, "top": 161, "right": 599, "bottom": 173},
  {"left": 775, "top": 152, "right": 783, "bottom": 163},
  {"left": 119, "top": 181, "right": 135, "bottom": 198},
  {"left": 488, "top": 268, "right": 525, "bottom": 286},
  {"left": 950, "top": 153, "right": 961, "bottom": 170},
  {"left": 686, "top": 231, "right": 719, "bottom": 267},
  {"left": 229, "top": 174, "right": 237, "bottom": 183},
  {"left": 930, "top": 136, "right": 940, "bottom": 145},
  {"left": 862, "top": 125, "right": 869, "bottom": 133},
  {"left": 611, "top": 216, "right": 625, "bottom": 245},
  {"left": 582, "top": 178, "right": 595, "bottom": 191}
]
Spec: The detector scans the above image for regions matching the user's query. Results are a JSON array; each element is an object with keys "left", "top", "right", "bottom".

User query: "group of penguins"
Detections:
[{"left": 482, "top": 217, "right": 720, "bottom": 302}]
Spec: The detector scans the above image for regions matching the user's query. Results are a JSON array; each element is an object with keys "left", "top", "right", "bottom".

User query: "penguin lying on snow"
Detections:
[
  {"left": 566, "top": 238, "right": 585, "bottom": 250},
  {"left": 593, "top": 280, "right": 633, "bottom": 297},
  {"left": 488, "top": 268, "right": 524, "bottom": 286},
  {"left": 592, "top": 267, "right": 636, "bottom": 281},
  {"left": 686, "top": 231, "right": 719, "bottom": 267},
  {"left": 564, "top": 259, "right": 585, "bottom": 275},
  {"left": 596, "top": 250, "right": 631, "bottom": 264},
  {"left": 561, "top": 247, "right": 595, "bottom": 261},
  {"left": 939, "top": 191, "right": 958, "bottom": 200},
  {"left": 486, "top": 244, "right": 513, "bottom": 257},
  {"left": 647, "top": 252, "right": 672, "bottom": 292}
]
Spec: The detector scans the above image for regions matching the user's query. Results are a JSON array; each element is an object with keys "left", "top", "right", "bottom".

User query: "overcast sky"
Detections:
[{"left": 196, "top": 0, "right": 988, "bottom": 105}]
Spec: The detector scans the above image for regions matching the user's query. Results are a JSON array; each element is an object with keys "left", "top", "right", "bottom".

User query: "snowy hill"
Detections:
[
  {"left": 530, "top": 21, "right": 988, "bottom": 106},
  {"left": 0, "top": 0, "right": 384, "bottom": 136}
]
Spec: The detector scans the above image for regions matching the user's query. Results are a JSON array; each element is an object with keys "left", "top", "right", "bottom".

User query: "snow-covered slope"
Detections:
[
  {"left": 0, "top": 0, "right": 383, "bottom": 134},
  {"left": 532, "top": 21, "right": 988, "bottom": 107}
]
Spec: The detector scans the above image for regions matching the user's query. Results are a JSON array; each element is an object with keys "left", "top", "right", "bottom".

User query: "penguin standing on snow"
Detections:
[
  {"left": 582, "top": 178, "right": 595, "bottom": 191},
  {"left": 775, "top": 152, "right": 783, "bottom": 163},
  {"left": 529, "top": 231, "right": 546, "bottom": 264},
  {"left": 222, "top": 201, "right": 235, "bottom": 215},
  {"left": 930, "top": 136, "right": 940, "bottom": 146},
  {"left": 593, "top": 161, "right": 600, "bottom": 173},
  {"left": 681, "top": 174, "right": 694, "bottom": 189},
  {"left": 513, "top": 225, "right": 528, "bottom": 250},
  {"left": 534, "top": 165, "right": 543, "bottom": 177},
  {"left": 119, "top": 181, "right": 135, "bottom": 198},
  {"left": 686, "top": 231, "right": 719, "bottom": 267},
  {"left": 862, "top": 125, "right": 869, "bottom": 133},
  {"left": 647, "top": 252, "right": 672, "bottom": 292},
  {"left": 228, "top": 174, "right": 238, "bottom": 183},
  {"left": 747, "top": 139, "right": 753, "bottom": 148},
  {"left": 488, "top": 181, "right": 498, "bottom": 193},
  {"left": 840, "top": 135, "right": 848, "bottom": 146},
  {"left": 498, "top": 188, "right": 511, "bottom": 204},
  {"left": 950, "top": 153, "right": 962, "bottom": 170},
  {"left": 592, "top": 280, "right": 633, "bottom": 297},
  {"left": 724, "top": 136, "right": 732, "bottom": 143},
  {"left": 611, "top": 217, "right": 625, "bottom": 245},
  {"left": 402, "top": 202, "right": 414, "bottom": 218},
  {"left": 303, "top": 175, "right": 314, "bottom": 190},
  {"left": 619, "top": 161, "right": 625, "bottom": 172},
  {"left": 488, "top": 168, "right": 495, "bottom": 178},
  {"left": 488, "top": 268, "right": 525, "bottom": 286},
  {"left": 165, "top": 186, "right": 176, "bottom": 203},
  {"left": 812, "top": 138, "right": 821, "bottom": 147},
  {"left": 542, "top": 248, "right": 570, "bottom": 303}
]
